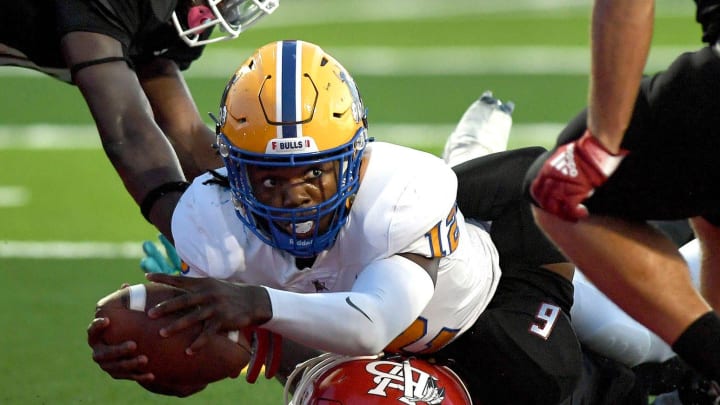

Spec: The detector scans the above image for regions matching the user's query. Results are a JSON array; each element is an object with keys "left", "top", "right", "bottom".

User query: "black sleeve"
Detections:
[
  {"left": 453, "top": 147, "right": 568, "bottom": 268},
  {"left": 55, "top": 0, "right": 132, "bottom": 47},
  {"left": 695, "top": 0, "right": 720, "bottom": 43},
  {"left": 55, "top": 0, "right": 204, "bottom": 71}
]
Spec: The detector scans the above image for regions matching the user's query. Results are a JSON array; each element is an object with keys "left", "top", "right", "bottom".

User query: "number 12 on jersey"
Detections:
[{"left": 425, "top": 204, "right": 460, "bottom": 258}]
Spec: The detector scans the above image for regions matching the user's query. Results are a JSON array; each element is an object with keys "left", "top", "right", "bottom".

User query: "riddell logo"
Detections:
[
  {"left": 549, "top": 144, "right": 578, "bottom": 177},
  {"left": 365, "top": 359, "right": 446, "bottom": 404},
  {"left": 271, "top": 139, "right": 311, "bottom": 151}
]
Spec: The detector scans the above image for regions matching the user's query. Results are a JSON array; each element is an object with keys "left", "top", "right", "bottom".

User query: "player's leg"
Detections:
[
  {"left": 526, "top": 45, "right": 720, "bottom": 383},
  {"left": 691, "top": 217, "right": 720, "bottom": 310},
  {"left": 533, "top": 210, "right": 709, "bottom": 348},
  {"left": 453, "top": 148, "right": 675, "bottom": 403},
  {"left": 531, "top": 208, "right": 720, "bottom": 388},
  {"left": 563, "top": 225, "right": 718, "bottom": 403},
  {"left": 571, "top": 270, "right": 674, "bottom": 368},
  {"left": 570, "top": 233, "right": 700, "bottom": 369},
  {"left": 442, "top": 91, "right": 514, "bottom": 168}
]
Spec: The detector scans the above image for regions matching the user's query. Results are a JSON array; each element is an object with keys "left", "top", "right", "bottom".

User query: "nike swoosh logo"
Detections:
[{"left": 345, "top": 296, "right": 373, "bottom": 322}]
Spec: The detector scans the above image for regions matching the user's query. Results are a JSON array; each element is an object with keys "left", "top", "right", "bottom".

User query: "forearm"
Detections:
[
  {"left": 172, "top": 123, "right": 221, "bottom": 181},
  {"left": 98, "top": 114, "right": 187, "bottom": 238},
  {"left": 147, "top": 192, "right": 182, "bottom": 242},
  {"left": 99, "top": 119, "right": 186, "bottom": 201},
  {"left": 262, "top": 255, "right": 434, "bottom": 355},
  {"left": 74, "top": 61, "right": 186, "bottom": 237},
  {"left": 138, "top": 60, "right": 222, "bottom": 181},
  {"left": 588, "top": 0, "right": 654, "bottom": 152}
]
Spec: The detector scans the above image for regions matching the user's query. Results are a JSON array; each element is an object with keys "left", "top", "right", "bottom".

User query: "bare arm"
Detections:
[
  {"left": 60, "top": 32, "right": 191, "bottom": 240},
  {"left": 588, "top": 0, "right": 654, "bottom": 153},
  {"left": 137, "top": 58, "right": 222, "bottom": 180}
]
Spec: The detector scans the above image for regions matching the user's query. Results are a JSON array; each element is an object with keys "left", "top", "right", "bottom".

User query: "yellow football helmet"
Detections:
[{"left": 216, "top": 40, "right": 369, "bottom": 257}]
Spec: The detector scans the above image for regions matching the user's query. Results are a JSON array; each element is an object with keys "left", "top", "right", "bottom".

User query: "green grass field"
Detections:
[{"left": 0, "top": 1, "right": 700, "bottom": 403}]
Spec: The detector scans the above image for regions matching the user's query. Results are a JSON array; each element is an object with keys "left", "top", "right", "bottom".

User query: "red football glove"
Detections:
[
  {"left": 530, "top": 130, "right": 628, "bottom": 221},
  {"left": 244, "top": 328, "right": 283, "bottom": 383}
]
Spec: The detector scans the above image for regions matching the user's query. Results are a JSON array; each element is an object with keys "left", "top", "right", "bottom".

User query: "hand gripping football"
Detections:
[{"left": 94, "top": 282, "right": 251, "bottom": 389}]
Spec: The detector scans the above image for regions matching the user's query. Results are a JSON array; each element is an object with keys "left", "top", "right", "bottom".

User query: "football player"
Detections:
[
  {"left": 133, "top": 39, "right": 583, "bottom": 405},
  {"left": 526, "top": 0, "right": 720, "bottom": 389},
  {"left": 444, "top": 89, "right": 710, "bottom": 403},
  {"left": 91, "top": 47, "right": 708, "bottom": 400},
  {"left": 0, "top": 1, "right": 278, "bottom": 239}
]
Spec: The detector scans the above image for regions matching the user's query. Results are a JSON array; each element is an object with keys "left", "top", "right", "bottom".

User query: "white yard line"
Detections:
[
  {"left": 0, "top": 123, "right": 564, "bottom": 150},
  {"left": 0, "top": 125, "right": 101, "bottom": 149},
  {"left": 253, "top": 0, "right": 690, "bottom": 26},
  {"left": 189, "top": 46, "right": 699, "bottom": 77},
  {"left": 0, "top": 46, "right": 694, "bottom": 78},
  {"left": 0, "top": 241, "right": 145, "bottom": 259},
  {"left": 0, "top": 186, "right": 29, "bottom": 207}
]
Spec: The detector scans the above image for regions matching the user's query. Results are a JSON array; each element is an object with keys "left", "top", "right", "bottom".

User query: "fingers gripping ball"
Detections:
[{"left": 93, "top": 283, "right": 252, "bottom": 389}]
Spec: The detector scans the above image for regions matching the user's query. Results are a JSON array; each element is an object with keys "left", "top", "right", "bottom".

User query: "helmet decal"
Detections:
[
  {"left": 278, "top": 40, "right": 303, "bottom": 132},
  {"left": 265, "top": 137, "right": 318, "bottom": 155},
  {"left": 262, "top": 40, "right": 318, "bottom": 153},
  {"left": 366, "top": 359, "right": 447, "bottom": 404},
  {"left": 286, "top": 354, "right": 473, "bottom": 405}
]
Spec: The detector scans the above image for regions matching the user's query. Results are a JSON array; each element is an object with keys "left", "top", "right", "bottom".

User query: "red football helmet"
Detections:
[{"left": 286, "top": 354, "right": 472, "bottom": 405}]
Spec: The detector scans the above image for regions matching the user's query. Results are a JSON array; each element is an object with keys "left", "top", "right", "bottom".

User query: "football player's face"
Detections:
[{"left": 247, "top": 162, "right": 339, "bottom": 235}]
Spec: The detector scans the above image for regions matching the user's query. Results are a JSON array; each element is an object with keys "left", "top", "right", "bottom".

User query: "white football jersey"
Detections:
[{"left": 172, "top": 142, "right": 501, "bottom": 353}]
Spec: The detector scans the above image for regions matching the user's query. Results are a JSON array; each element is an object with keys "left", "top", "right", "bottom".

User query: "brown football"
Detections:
[{"left": 94, "top": 282, "right": 251, "bottom": 388}]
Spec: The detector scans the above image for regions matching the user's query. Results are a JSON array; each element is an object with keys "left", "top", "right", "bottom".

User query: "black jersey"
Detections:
[
  {"left": 696, "top": 0, "right": 720, "bottom": 43},
  {"left": 0, "top": 0, "right": 205, "bottom": 83}
]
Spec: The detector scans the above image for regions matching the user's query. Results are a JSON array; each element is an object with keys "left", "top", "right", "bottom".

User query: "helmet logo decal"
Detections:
[
  {"left": 365, "top": 359, "right": 447, "bottom": 404},
  {"left": 265, "top": 136, "right": 318, "bottom": 154}
]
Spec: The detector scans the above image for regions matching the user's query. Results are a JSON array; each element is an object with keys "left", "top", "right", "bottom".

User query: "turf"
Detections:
[{"left": 0, "top": 1, "right": 699, "bottom": 403}]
